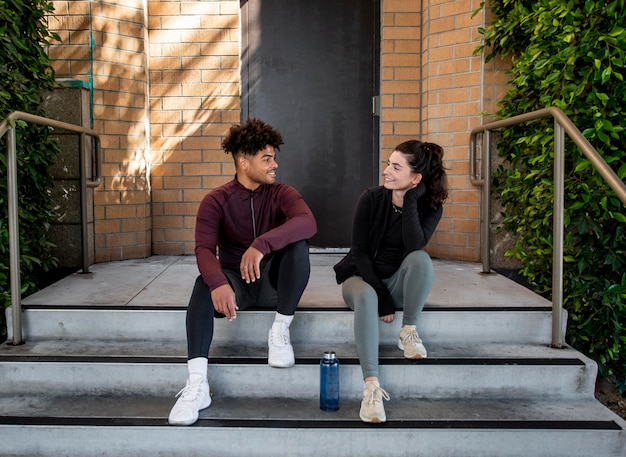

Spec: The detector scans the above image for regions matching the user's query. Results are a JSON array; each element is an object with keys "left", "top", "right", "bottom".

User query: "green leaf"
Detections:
[
  {"left": 618, "top": 163, "right": 626, "bottom": 180},
  {"left": 609, "top": 212, "right": 626, "bottom": 223}
]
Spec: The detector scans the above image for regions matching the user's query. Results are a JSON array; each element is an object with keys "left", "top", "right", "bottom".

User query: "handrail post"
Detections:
[
  {"left": 481, "top": 130, "right": 491, "bottom": 273},
  {"left": 80, "top": 133, "right": 90, "bottom": 274},
  {"left": 7, "top": 127, "right": 23, "bottom": 345},
  {"left": 552, "top": 119, "right": 565, "bottom": 348}
]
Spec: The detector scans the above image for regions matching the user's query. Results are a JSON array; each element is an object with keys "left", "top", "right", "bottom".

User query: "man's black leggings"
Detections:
[{"left": 186, "top": 240, "right": 310, "bottom": 359}]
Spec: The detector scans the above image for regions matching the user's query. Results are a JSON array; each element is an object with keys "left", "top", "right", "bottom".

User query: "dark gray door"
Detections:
[{"left": 241, "top": 0, "right": 379, "bottom": 247}]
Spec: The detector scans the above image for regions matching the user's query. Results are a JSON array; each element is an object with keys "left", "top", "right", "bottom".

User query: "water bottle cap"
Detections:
[{"left": 323, "top": 351, "right": 336, "bottom": 359}]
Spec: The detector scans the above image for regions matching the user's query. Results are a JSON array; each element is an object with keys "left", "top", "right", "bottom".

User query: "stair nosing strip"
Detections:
[
  {"left": 0, "top": 355, "right": 587, "bottom": 366},
  {"left": 0, "top": 416, "right": 620, "bottom": 430},
  {"left": 19, "top": 305, "right": 552, "bottom": 312}
]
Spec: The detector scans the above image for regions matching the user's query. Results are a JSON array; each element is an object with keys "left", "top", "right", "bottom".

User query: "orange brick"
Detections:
[
  {"left": 164, "top": 229, "right": 194, "bottom": 242},
  {"left": 153, "top": 189, "right": 183, "bottom": 203},
  {"left": 202, "top": 175, "right": 232, "bottom": 189},
  {"left": 148, "top": 3, "right": 181, "bottom": 16},
  {"left": 179, "top": 189, "right": 204, "bottom": 203},
  {"left": 394, "top": 13, "right": 421, "bottom": 27},
  {"left": 393, "top": 122, "right": 422, "bottom": 136},
  {"left": 163, "top": 202, "right": 199, "bottom": 217},
  {"left": 122, "top": 218, "right": 149, "bottom": 233},
  {"left": 383, "top": 54, "right": 421, "bottom": 67},
  {"left": 182, "top": 163, "right": 221, "bottom": 176},
  {"left": 450, "top": 190, "right": 480, "bottom": 204},
  {"left": 152, "top": 242, "right": 187, "bottom": 256},
  {"left": 454, "top": 218, "right": 479, "bottom": 233},
  {"left": 385, "top": 0, "right": 422, "bottom": 13},
  {"left": 104, "top": 205, "right": 137, "bottom": 220},
  {"left": 163, "top": 176, "right": 202, "bottom": 189}
]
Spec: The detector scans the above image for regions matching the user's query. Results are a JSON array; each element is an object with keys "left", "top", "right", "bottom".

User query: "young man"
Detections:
[{"left": 168, "top": 118, "right": 317, "bottom": 426}]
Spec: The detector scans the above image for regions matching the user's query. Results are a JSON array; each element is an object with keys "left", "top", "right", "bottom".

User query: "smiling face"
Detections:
[
  {"left": 237, "top": 144, "right": 278, "bottom": 190},
  {"left": 383, "top": 150, "right": 421, "bottom": 192}
]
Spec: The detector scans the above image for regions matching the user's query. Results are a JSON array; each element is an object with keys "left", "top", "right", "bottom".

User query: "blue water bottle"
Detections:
[{"left": 320, "top": 351, "right": 340, "bottom": 411}]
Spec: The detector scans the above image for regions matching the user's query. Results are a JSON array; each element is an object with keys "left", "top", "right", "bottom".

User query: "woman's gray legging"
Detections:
[{"left": 341, "top": 250, "right": 434, "bottom": 379}]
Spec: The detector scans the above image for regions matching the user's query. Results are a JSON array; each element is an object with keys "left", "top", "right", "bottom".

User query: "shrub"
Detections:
[
  {"left": 476, "top": 0, "right": 626, "bottom": 391},
  {"left": 1, "top": 0, "right": 61, "bottom": 338}
]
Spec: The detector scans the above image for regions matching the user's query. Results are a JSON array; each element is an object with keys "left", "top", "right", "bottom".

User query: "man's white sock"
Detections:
[
  {"left": 187, "top": 357, "right": 208, "bottom": 380},
  {"left": 273, "top": 312, "right": 294, "bottom": 326}
]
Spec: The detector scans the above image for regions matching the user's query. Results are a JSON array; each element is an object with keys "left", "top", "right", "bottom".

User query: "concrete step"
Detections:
[
  {"left": 2, "top": 256, "right": 624, "bottom": 456},
  {"left": 0, "top": 396, "right": 624, "bottom": 456},
  {"left": 0, "top": 340, "right": 597, "bottom": 400},
  {"left": 6, "top": 307, "right": 564, "bottom": 346}
]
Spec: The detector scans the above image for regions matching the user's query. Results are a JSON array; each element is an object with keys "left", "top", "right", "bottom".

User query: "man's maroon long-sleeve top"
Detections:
[{"left": 195, "top": 177, "right": 317, "bottom": 291}]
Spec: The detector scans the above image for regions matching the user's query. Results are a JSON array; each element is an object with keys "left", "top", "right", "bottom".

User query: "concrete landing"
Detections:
[{"left": 21, "top": 254, "right": 550, "bottom": 310}]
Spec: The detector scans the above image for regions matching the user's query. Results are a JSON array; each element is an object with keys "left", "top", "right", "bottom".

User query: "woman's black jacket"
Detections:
[{"left": 333, "top": 185, "right": 442, "bottom": 316}]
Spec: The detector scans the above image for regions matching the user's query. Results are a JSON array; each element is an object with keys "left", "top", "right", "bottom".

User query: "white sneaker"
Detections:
[
  {"left": 268, "top": 321, "right": 295, "bottom": 368},
  {"left": 398, "top": 325, "right": 427, "bottom": 359},
  {"left": 168, "top": 376, "right": 211, "bottom": 426}
]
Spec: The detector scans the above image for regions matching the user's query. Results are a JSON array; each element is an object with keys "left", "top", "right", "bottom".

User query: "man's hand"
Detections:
[
  {"left": 380, "top": 314, "right": 395, "bottom": 323},
  {"left": 240, "top": 246, "right": 264, "bottom": 283},
  {"left": 211, "top": 284, "right": 239, "bottom": 321}
]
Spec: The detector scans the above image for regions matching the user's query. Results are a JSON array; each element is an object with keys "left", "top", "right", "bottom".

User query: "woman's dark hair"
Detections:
[
  {"left": 222, "top": 117, "right": 284, "bottom": 160},
  {"left": 395, "top": 140, "right": 448, "bottom": 210}
]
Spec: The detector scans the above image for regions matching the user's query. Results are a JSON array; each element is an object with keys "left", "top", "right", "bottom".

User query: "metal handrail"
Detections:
[
  {"left": 1, "top": 110, "right": 102, "bottom": 345},
  {"left": 469, "top": 107, "right": 626, "bottom": 348}
]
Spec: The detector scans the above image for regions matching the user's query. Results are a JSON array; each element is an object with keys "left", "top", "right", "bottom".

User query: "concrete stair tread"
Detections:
[
  {"left": 18, "top": 255, "right": 552, "bottom": 310},
  {"left": 0, "top": 394, "right": 622, "bottom": 428},
  {"left": 0, "top": 340, "right": 587, "bottom": 362}
]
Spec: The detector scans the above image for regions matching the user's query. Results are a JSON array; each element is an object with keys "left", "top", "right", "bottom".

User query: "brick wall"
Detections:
[
  {"left": 148, "top": 0, "right": 239, "bottom": 255},
  {"left": 381, "top": 0, "right": 507, "bottom": 261},
  {"left": 49, "top": 0, "right": 151, "bottom": 262},
  {"left": 47, "top": 0, "right": 507, "bottom": 263}
]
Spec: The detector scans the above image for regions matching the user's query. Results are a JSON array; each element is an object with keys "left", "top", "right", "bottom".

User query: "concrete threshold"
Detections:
[{"left": 21, "top": 254, "right": 550, "bottom": 310}]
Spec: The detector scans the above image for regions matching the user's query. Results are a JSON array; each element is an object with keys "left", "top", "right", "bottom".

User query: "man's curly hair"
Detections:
[{"left": 221, "top": 118, "right": 284, "bottom": 158}]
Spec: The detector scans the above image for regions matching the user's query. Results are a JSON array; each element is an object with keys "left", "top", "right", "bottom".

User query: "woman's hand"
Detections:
[
  {"left": 405, "top": 182, "right": 427, "bottom": 201},
  {"left": 380, "top": 314, "right": 394, "bottom": 323}
]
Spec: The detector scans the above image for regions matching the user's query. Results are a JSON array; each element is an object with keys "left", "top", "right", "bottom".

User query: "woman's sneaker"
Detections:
[
  {"left": 168, "top": 376, "right": 211, "bottom": 426},
  {"left": 359, "top": 380, "right": 390, "bottom": 423},
  {"left": 398, "top": 325, "right": 427, "bottom": 359}
]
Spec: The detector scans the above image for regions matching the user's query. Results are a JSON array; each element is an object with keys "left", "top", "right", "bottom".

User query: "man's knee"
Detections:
[
  {"left": 283, "top": 239, "right": 310, "bottom": 260},
  {"left": 190, "top": 275, "right": 210, "bottom": 300},
  {"left": 275, "top": 239, "right": 310, "bottom": 276}
]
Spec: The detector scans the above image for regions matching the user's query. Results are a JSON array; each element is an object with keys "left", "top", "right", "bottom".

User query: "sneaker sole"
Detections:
[
  {"left": 268, "top": 359, "right": 295, "bottom": 368},
  {"left": 359, "top": 414, "right": 386, "bottom": 423},
  {"left": 168, "top": 416, "right": 198, "bottom": 426},
  {"left": 167, "top": 397, "right": 212, "bottom": 426},
  {"left": 397, "top": 340, "right": 427, "bottom": 359}
]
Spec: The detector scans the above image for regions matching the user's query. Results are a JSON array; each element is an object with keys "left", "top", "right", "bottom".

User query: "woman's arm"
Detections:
[{"left": 401, "top": 184, "right": 443, "bottom": 251}]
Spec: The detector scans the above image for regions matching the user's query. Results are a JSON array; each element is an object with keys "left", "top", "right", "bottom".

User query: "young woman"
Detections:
[{"left": 334, "top": 140, "right": 448, "bottom": 423}]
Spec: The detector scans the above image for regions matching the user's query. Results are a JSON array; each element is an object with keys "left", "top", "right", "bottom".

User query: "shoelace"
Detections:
[
  {"left": 364, "top": 386, "right": 390, "bottom": 405},
  {"left": 175, "top": 380, "right": 204, "bottom": 401},
  {"left": 403, "top": 329, "right": 422, "bottom": 346},
  {"left": 269, "top": 322, "right": 289, "bottom": 347}
]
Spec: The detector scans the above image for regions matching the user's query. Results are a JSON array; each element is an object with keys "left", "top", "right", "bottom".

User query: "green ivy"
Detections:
[
  {"left": 476, "top": 0, "right": 626, "bottom": 391},
  {"left": 1, "top": 0, "right": 61, "bottom": 337}
]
